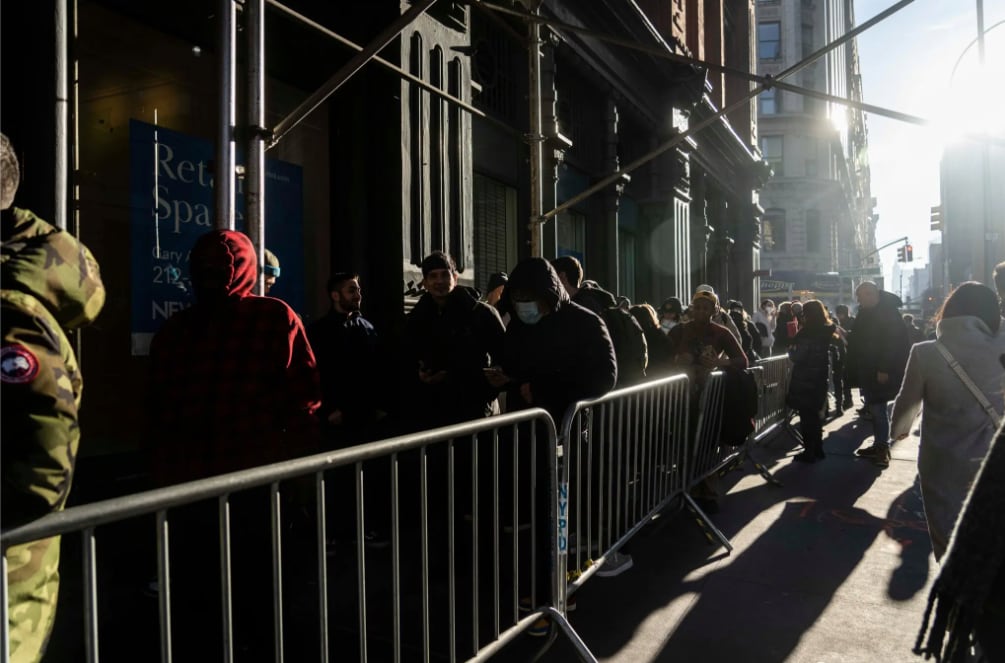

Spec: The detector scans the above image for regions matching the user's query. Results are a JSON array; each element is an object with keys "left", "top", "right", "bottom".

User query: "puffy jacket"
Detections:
[
  {"left": 500, "top": 258, "right": 617, "bottom": 421},
  {"left": 786, "top": 323, "right": 838, "bottom": 411},
  {"left": 2, "top": 207, "right": 105, "bottom": 662}
]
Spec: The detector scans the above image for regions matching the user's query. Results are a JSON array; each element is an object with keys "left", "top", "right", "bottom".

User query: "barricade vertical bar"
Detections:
[
  {"left": 492, "top": 428, "right": 500, "bottom": 639},
  {"left": 611, "top": 399, "right": 619, "bottom": 542},
  {"left": 315, "top": 473, "right": 329, "bottom": 663},
  {"left": 511, "top": 423, "right": 520, "bottom": 624},
  {"left": 155, "top": 511, "right": 173, "bottom": 663},
  {"left": 219, "top": 496, "right": 234, "bottom": 663},
  {"left": 448, "top": 442, "right": 456, "bottom": 663},
  {"left": 587, "top": 408, "right": 597, "bottom": 565},
  {"left": 82, "top": 527, "right": 99, "bottom": 663},
  {"left": 530, "top": 423, "right": 539, "bottom": 614},
  {"left": 420, "top": 447, "right": 430, "bottom": 663},
  {"left": 1, "top": 553, "right": 9, "bottom": 663},
  {"left": 391, "top": 453, "right": 402, "bottom": 663},
  {"left": 578, "top": 409, "right": 587, "bottom": 573},
  {"left": 604, "top": 402, "right": 614, "bottom": 555},
  {"left": 355, "top": 463, "right": 368, "bottom": 662},
  {"left": 270, "top": 482, "right": 285, "bottom": 663},
  {"left": 471, "top": 432, "right": 480, "bottom": 657}
]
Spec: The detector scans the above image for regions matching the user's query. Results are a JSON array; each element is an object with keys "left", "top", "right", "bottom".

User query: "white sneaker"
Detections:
[{"left": 596, "top": 551, "right": 633, "bottom": 577}]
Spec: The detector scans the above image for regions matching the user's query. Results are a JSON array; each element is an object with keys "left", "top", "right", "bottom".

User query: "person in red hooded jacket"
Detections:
[
  {"left": 149, "top": 229, "right": 321, "bottom": 484},
  {"left": 148, "top": 229, "right": 321, "bottom": 659}
]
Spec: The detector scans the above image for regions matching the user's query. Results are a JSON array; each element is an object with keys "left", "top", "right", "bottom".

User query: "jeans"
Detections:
[{"left": 867, "top": 400, "right": 891, "bottom": 448}]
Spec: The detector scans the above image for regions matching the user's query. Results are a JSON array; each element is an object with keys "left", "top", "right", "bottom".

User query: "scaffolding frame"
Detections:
[{"left": 52, "top": 0, "right": 996, "bottom": 261}]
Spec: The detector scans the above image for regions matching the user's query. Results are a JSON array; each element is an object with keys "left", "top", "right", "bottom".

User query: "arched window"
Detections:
[{"left": 763, "top": 208, "right": 786, "bottom": 252}]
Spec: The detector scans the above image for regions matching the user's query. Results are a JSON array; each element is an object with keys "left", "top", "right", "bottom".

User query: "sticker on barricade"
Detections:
[{"left": 558, "top": 481, "right": 569, "bottom": 553}]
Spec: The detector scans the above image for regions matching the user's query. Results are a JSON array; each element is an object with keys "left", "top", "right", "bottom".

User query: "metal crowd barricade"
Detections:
[
  {"left": 752, "top": 355, "right": 793, "bottom": 442},
  {"left": 1, "top": 410, "right": 597, "bottom": 663},
  {"left": 556, "top": 375, "right": 691, "bottom": 598},
  {"left": 684, "top": 357, "right": 794, "bottom": 551}
]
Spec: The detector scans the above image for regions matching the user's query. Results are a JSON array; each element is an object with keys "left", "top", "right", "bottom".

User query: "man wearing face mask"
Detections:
[
  {"left": 485, "top": 258, "right": 621, "bottom": 596},
  {"left": 753, "top": 299, "right": 776, "bottom": 355},
  {"left": 486, "top": 258, "right": 617, "bottom": 420}
]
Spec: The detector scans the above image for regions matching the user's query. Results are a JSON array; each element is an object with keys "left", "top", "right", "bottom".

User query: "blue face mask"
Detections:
[{"left": 514, "top": 301, "right": 543, "bottom": 325}]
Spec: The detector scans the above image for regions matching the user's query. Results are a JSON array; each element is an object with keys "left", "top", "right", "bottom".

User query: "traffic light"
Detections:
[
  {"left": 930, "top": 206, "right": 942, "bottom": 232},
  {"left": 905, "top": 244, "right": 913, "bottom": 262},
  {"left": 897, "top": 246, "right": 906, "bottom": 262}
]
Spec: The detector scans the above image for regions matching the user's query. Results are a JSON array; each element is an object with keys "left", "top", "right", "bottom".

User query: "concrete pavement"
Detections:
[{"left": 507, "top": 401, "right": 934, "bottom": 663}]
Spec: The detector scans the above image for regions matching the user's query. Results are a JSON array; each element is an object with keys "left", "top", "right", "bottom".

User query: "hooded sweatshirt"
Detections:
[
  {"left": 500, "top": 258, "right": 617, "bottom": 421},
  {"left": 149, "top": 230, "right": 320, "bottom": 484},
  {"left": 2, "top": 206, "right": 105, "bottom": 662}
]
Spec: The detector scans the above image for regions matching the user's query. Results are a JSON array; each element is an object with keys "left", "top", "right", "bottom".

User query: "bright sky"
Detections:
[{"left": 853, "top": 0, "right": 1005, "bottom": 287}]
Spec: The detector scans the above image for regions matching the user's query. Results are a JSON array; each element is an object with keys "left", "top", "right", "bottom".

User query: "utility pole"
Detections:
[{"left": 977, "top": 0, "right": 994, "bottom": 284}]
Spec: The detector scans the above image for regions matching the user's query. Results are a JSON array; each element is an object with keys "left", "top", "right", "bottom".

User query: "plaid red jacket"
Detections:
[{"left": 149, "top": 231, "right": 321, "bottom": 485}]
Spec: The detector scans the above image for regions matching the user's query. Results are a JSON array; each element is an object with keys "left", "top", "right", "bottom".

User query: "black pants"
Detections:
[{"left": 797, "top": 406, "right": 823, "bottom": 456}]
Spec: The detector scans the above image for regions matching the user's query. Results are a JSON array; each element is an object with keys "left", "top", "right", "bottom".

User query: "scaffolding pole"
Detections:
[
  {"left": 270, "top": 0, "right": 438, "bottom": 148},
  {"left": 216, "top": 0, "right": 237, "bottom": 230},
  {"left": 265, "top": 0, "right": 522, "bottom": 140},
  {"left": 248, "top": 0, "right": 267, "bottom": 294},
  {"left": 527, "top": 2, "right": 545, "bottom": 257},
  {"left": 55, "top": 0, "right": 69, "bottom": 231},
  {"left": 532, "top": 0, "right": 918, "bottom": 222}
]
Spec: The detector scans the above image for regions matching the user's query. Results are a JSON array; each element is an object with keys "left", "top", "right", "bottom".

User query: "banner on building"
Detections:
[
  {"left": 129, "top": 119, "right": 304, "bottom": 355},
  {"left": 759, "top": 279, "right": 793, "bottom": 296}
]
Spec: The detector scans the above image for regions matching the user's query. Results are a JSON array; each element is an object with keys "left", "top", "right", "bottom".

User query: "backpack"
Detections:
[{"left": 599, "top": 307, "right": 648, "bottom": 387}]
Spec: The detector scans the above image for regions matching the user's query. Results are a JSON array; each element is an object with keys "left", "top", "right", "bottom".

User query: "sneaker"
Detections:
[
  {"left": 527, "top": 616, "right": 551, "bottom": 637},
  {"left": 872, "top": 447, "right": 891, "bottom": 468},
  {"left": 596, "top": 551, "right": 633, "bottom": 578},
  {"left": 793, "top": 451, "right": 818, "bottom": 463},
  {"left": 855, "top": 444, "right": 884, "bottom": 458}
]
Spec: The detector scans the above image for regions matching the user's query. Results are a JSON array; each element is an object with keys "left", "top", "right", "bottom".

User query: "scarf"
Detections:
[{"left": 915, "top": 421, "right": 1005, "bottom": 661}]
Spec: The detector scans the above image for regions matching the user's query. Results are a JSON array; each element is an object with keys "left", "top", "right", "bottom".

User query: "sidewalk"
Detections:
[{"left": 516, "top": 403, "right": 933, "bottom": 663}]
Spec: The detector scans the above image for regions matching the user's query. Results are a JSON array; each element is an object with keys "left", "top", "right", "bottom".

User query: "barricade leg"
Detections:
[{"left": 683, "top": 493, "right": 733, "bottom": 553}]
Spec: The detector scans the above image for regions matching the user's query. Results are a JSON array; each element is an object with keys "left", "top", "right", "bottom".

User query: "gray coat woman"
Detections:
[{"left": 890, "top": 283, "right": 1005, "bottom": 560}]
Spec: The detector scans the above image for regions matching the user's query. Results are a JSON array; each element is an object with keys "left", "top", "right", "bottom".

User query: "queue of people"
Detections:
[{"left": 5, "top": 125, "right": 1004, "bottom": 663}]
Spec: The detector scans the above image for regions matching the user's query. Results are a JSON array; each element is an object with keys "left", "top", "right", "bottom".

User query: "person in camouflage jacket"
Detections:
[{"left": 1, "top": 133, "right": 105, "bottom": 663}]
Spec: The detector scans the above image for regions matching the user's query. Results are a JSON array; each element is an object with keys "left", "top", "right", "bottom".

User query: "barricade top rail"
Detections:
[
  {"left": 1, "top": 407, "right": 556, "bottom": 549},
  {"left": 557, "top": 373, "right": 690, "bottom": 440}
]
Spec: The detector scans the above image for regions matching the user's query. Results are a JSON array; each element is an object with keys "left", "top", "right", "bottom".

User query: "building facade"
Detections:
[
  {"left": 2, "top": 0, "right": 764, "bottom": 464},
  {"left": 754, "top": 0, "right": 874, "bottom": 307}
]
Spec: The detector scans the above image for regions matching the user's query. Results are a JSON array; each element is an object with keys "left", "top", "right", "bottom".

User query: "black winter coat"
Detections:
[
  {"left": 307, "top": 310, "right": 382, "bottom": 429},
  {"left": 405, "top": 286, "right": 506, "bottom": 427},
  {"left": 845, "top": 291, "right": 910, "bottom": 402},
  {"left": 787, "top": 324, "right": 839, "bottom": 411},
  {"left": 500, "top": 259, "right": 618, "bottom": 421}
]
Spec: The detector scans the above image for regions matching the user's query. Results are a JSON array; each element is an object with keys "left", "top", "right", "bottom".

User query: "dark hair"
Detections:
[
  {"left": 661, "top": 297, "right": 683, "bottom": 316},
  {"left": 630, "top": 303, "right": 659, "bottom": 331},
  {"left": 327, "top": 271, "right": 359, "bottom": 293},
  {"left": 835, "top": 304, "right": 849, "bottom": 316},
  {"left": 550, "top": 255, "right": 583, "bottom": 287},
  {"left": 420, "top": 250, "right": 457, "bottom": 277},
  {"left": 935, "top": 281, "right": 1001, "bottom": 334},
  {"left": 801, "top": 300, "right": 832, "bottom": 328}
]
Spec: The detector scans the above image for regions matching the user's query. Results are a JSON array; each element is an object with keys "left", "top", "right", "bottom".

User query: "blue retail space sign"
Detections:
[{"left": 129, "top": 119, "right": 304, "bottom": 355}]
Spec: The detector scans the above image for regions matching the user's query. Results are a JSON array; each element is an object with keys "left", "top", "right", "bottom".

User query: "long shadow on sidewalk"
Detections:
[{"left": 517, "top": 413, "right": 931, "bottom": 663}]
